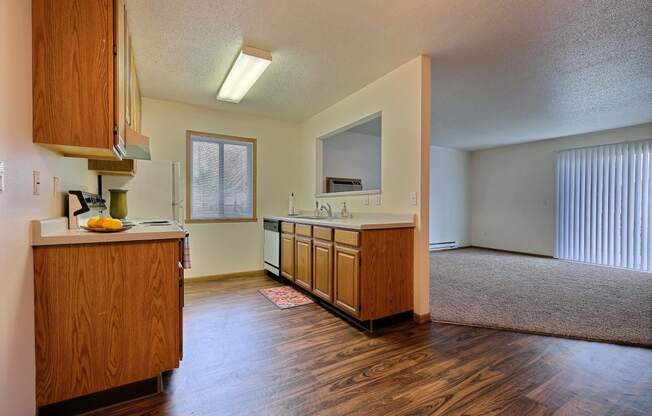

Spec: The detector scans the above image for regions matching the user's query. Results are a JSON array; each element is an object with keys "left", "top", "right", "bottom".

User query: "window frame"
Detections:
[
  {"left": 185, "top": 130, "right": 257, "bottom": 224},
  {"left": 315, "top": 111, "right": 382, "bottom": 197}
]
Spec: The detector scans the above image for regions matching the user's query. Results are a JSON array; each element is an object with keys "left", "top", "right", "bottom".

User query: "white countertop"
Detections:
[
  {"left": 263, "top": 212, "right": 416, "bottom": 230},
  {"left": 32, "top": 217, "right": 186, "bottom": 246}
]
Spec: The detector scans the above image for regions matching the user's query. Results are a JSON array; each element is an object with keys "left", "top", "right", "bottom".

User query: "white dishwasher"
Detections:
[{"left": 263, "top": 219, "right": 280, "bottom": 277}]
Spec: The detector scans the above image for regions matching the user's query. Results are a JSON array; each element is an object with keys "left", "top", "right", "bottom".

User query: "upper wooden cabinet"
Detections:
[
  {"left": 117, "top": 0, "right": 145, "bottom": 138},
  {"left": 33, "top": 0, "right": 147, "bottom": 160},
  {"left": 87, "top": 159, "right": 136, "bottom": 176}
]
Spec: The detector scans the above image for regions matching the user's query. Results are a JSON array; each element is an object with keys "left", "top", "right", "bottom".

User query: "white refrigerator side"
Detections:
[
  {"left": 172, "top": 161, "right": 184, "bottom": 225},
  {"left": 102, "top": 160, "right": 182, "bottom": 221}
]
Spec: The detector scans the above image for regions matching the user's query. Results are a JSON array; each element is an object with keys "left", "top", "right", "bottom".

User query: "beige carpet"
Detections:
[{"left": 430, "top": 248, "right": 652, "bottom": 345}]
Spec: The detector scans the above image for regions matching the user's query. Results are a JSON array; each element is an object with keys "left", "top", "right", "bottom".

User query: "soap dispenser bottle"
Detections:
[
  {"left": 340, "top": 202, "right": 350, "bottom": 218},
  {"left": 288, "top": 192, "right": 296, "bottom": 215}
]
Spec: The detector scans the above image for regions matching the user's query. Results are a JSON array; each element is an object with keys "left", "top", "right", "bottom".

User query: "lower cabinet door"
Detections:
[
  {"left": 312, "top": 240, "right": 333, "bottom": 301},
  {"left": 295, "top": 236, "right": 313, "bottom": 290},
  {"left": 334, "top": 244, "right": 360, "bottom": 316},
  {"left": 281, "top": 233, "right": 295, "bottom": 280},
  {"left": 33, "top": 240, "right": 180, "bottom": 406}
]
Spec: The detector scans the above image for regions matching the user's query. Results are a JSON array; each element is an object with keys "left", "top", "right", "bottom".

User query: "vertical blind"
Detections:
[
  {"left": 189, "top": 133, "right": 254, "bottom": 220},
  {"left": 555, "top": 140, "right": 652, "bottom": 272}
]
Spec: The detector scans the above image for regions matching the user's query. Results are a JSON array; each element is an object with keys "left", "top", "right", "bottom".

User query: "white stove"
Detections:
[{"left": 122, "top": 219, "right": 174, "bottom": 227}]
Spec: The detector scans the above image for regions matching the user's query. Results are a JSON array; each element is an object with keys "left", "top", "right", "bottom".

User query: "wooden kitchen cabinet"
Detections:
[
  {"left": 88, "top": 158, "right": 137, "bottom": 176},
  {"left": 334, "top": 244, "right": 361, "bottom": 316},
  {"left": 178, "top": 240, "right": 185, "bottom": 361},
  {"left": 87, "top": 4, "right": 142, "bottom": 175},
  {"left": 281, "top": 232, "right": 295, "bottom": 280},
  {"left": 312, "top": 239, "right": 334, "bottom": 302},
  {"left": 295, "top": 235, "right": 313, "bottom": 290},
  {"left": 33, "top": 239, "right": 182, "bottom": 407},
  {"left": 279, "top": 221, "right": 413, "bottom": 322},
  {"left": 33, "top": 0, "right": 148, "bottom": 160}
]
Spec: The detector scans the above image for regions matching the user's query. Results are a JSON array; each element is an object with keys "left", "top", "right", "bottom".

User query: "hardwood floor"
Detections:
[{"left": 92, "top": 274, "right": 652, "bottom": 416}]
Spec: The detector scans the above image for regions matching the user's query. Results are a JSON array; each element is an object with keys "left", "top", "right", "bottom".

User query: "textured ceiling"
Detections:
[{"left": 126, "top": 0, "right": 652, "bottom": 149}]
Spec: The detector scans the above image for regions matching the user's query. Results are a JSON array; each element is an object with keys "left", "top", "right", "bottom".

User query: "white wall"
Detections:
[
  {"left": 102, "top": 160, "right": 180, "bottom": 221},
  {"left": 429, "top": 146, "right": 470, "bottom": 247},
  {"left": 470, "top": 123, "right": 652, "bottom": 256},
  {"left": 141, "top": 98, "right": 302, "bottom": 278},
  {"left": 298, "top": 56, "right": 431, "bottom": 315},
  {"left": 0, "top": 1, "right": 96, "bottom": 413},
  {"left": 322, "top": 131, "right": 381, "bottom": 191}
]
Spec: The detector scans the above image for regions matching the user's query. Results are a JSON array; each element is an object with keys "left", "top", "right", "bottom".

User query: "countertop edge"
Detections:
[
  {"left": 263, "top": 214, "right": 416, "bottom": 230},
  {"left": 32, "top": 232, "right": 186, "bottom": 247},
  {"left": 31, "top": 218, "right": 186, "bottom": 246}
]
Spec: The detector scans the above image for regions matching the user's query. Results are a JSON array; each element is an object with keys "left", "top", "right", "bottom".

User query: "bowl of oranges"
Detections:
[{"left": 82, "top": 217, "right": 132, "bottom": 233}]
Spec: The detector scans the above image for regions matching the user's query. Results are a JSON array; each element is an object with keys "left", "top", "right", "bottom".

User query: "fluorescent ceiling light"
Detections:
[{"left": 217, "top": 46, "right": 272, "bottom": 103}]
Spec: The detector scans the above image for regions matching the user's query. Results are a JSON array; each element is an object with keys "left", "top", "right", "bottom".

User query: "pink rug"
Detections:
[{"left": 259, "top": 286, "right": 314, "bottom": 309}]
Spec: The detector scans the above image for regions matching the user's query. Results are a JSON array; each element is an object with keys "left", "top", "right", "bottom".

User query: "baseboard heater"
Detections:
[{"left": 429, "top": 241, "right": 457, "bottom": 251}]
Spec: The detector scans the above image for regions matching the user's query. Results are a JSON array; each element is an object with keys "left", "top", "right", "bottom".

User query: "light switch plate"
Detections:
[
  {"left": 410, "top": 192, "right": 418, "bottom": 205},
  {"left": 362, "top": 194, "right": 369, "bottom": 205},
  {"left": 375, "top": 194, "right": 381, "bottom": 205},
  {"left": 0, "top": 161, "right": 4, "bottom": 193},
  {"left": 53, "top": 176, "right": 60, "bottom": 197},
  {"left": 33, "top": 170, "right": 40, "bottom": 195}
]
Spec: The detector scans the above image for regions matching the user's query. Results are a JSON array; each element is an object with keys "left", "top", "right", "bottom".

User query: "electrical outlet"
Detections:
[
  {"left": 33, "top": 170, "right": 40, "bottom": 195},
  {"left": 375, "top": 194, "right": 381, "bottom": 205},
  {"left": 410, "top": 192, "right": 418, "bottom": 205},
  {"left": 362, "top": 194, "right": 369, "bottom": 206}
]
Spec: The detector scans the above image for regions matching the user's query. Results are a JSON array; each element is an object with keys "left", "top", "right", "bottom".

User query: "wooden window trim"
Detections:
[{"left": 185, "top": 130, "right": 257, "bottom": 223}]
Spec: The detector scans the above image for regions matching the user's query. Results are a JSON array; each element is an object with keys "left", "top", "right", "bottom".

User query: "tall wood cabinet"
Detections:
[
  {"left": 32, "top": 0, "right": 148, "bottom": 160},
  {"left": 279, "top": 221, "right": 414, "bottom": 321}
]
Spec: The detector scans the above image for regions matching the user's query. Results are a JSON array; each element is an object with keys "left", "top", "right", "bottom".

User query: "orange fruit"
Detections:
[
  {"left": 103, "top": 218, "right": 123, "bottom": 230},
  {"left": 86, "top": 217, "right": 102, "bottom": 228}
]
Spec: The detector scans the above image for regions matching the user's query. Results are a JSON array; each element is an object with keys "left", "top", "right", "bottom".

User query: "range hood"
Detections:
[{"left": 124, "top": 126, "right": 151, "bottom": 160}]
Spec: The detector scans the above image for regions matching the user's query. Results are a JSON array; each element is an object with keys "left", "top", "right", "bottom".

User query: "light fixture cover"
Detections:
[{"left": 217, "top": 46, "right": 272, "bottom": 103}]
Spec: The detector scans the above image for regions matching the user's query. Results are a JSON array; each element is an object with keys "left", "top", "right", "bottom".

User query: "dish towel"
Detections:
[{"left": 183, "top": 230, "right": 192, "bottom": 269}]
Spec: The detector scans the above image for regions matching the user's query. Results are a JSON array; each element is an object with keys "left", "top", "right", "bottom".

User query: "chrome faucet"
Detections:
[{"left": 320, "top": 203, "right": 332, "bottom": 218}]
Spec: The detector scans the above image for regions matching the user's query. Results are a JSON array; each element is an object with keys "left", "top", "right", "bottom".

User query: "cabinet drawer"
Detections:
[
  {"left": 313, "top": 226, "right": 332, "bottom": 241},
  {"left": 295, "top": 223, "right": 312, "bottom": 237},
  {"left": 334, "top": 229, "right": 359, "bottom": 247},
  {"left": 281, "top": 222, "right": 295, "bottom": 234}
]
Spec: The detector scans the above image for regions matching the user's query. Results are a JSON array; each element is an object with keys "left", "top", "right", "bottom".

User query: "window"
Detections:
[
  {"left": 555, "top": 140, "right": 651, "bottom": 271},
  {"left": 186, "top": 131, "right": 256, "bottom": 222},
  {"left": 316, "top": 112, "right": 382, "bottom": 196}
]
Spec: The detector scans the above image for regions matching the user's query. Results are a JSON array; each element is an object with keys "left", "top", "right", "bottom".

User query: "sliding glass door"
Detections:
[{"left": 555, "top": 140, "right": 651, "bottom": 272}]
